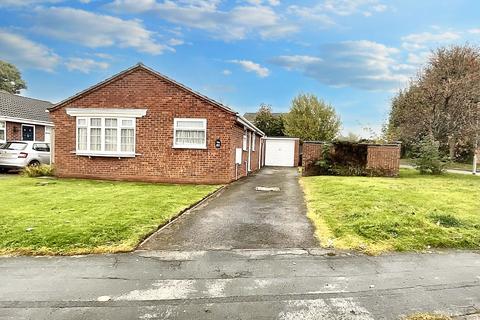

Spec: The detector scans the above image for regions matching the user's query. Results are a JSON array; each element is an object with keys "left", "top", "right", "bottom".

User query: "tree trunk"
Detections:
[{"left": 448, "top": 136, "right": 456, "bottom": 160}]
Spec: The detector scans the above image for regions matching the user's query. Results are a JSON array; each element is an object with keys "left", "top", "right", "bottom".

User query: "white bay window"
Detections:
[
  {"left": 67, "top": 108, "right": 147, "bottom": 157},
  {"left": 75, "top": 117, "right": 135, "bottom": 156},
  {"left": 173, "top": 118, "right": 207, "bottom": 149}
]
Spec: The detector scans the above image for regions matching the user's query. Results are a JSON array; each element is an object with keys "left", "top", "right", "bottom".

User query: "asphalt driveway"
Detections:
[{"left": 140, "top": 167, "right": 318, "bottom": 250}]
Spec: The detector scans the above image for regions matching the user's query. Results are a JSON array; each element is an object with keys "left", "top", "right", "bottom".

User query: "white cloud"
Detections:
[
  {"left": 167, "top": 38, "right": 184, "bottom": 46},
  {"left": 245, "top": 0, "right": 280, "bottom": 6},
  {"left": 65, "top": 58, "right": 109, "bottom": 73},
  {"left": 33, "top": 7, "right": 169, "bottom": 54},
  {"left": 468, "top": 28, "right": 480, "bottom": 34},
  {"left": 229, "top": 59, "right": 270, "bottom": 77},
  {"left": 272, "top": 40, "right": 412, "bottom": 91},
  {"left": 0, "top": 0, "right": 62, "bottom": 7},
  {"left": 0, "top": 30, "right": 59, "bottom": 71},
  {"left": 287, "top": 5, "right": 335, "bottom": 26},
  {"left": 401, "top": 31, "right": 461, "bottom": 50},
  {"left": 321, "top": 0, "right": 387, "bottom": 16},
  {"left": 222, "top": 69, "right": 232, "bottom": 75},
  {"left": 107, "top": 0, "right": 297, "bottom": 40}
]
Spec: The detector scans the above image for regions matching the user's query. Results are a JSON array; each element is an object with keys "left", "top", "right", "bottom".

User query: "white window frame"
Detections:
[
  {"left": 251, "top": 133, "right": 256, "bottom": 151},
  {"left": 173, "top": 118, "right": 207, "bottom": 149},
  {"left": 242, "top": 130, "right": 248, "bottom": 151},
  {"left": 75, "top": 116, "right": 136, "bottom": 157},
  {"left": 44, "top": 126, "right": 52, "bottom": 143},
  {"left": 0, "top": 121, "right": 5, "bottom": 143},
  {"left": 21, "top": 124, "right": 35, "bottom": 141}
]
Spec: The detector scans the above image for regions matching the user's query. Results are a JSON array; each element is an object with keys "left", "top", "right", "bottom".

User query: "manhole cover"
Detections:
[{"left": 255, "top": 186, "right": 280, "bottom": 192}]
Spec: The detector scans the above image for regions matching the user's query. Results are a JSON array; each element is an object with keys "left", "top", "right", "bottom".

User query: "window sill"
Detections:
[
  {"left": 72, "top": 151, "right": 138, "bottom": 158},
  {"left": 172, "top": 146, "right": 207, "bottom": 150}
]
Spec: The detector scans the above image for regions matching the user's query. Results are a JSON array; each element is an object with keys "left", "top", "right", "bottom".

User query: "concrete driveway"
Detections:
[{"left": 140, "top": 167, "right": 318, "bottom": 250}]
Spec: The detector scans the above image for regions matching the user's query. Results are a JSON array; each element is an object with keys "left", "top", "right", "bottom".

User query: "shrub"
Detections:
[
  {"left": 412, "top": 137, "right": 447, "bottom": 174},
  {"left": 21, "top": 164, "right": 55, "bottom": 177}
]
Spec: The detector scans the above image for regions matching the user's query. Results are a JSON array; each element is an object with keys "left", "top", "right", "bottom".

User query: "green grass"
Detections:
[
  {"left": 301, "top": 169, "right": 480, "bottom": 254},
  {"left": 0, "top": 176, "right": 219, "bottom": 255}
]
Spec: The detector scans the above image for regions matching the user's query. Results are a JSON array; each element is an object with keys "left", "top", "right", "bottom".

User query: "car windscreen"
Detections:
[{"left": 1, "top": 142, "right": 28, "bottom": 150}]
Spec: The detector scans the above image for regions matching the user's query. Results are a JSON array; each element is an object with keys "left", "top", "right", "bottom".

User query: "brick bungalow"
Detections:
[
  {"left": 48, "top": 63, "right": 265, "bottom": 184},
  {"left": 0, "top": 91, "right": 54, "bottom": 144}
]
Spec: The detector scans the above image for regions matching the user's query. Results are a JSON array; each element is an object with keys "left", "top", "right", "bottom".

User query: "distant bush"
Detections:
[
  {"left": 21, "top": 164, "right": 55, "bottom": 177},
  {"left": 412, "top": 137, "right": 447, "bottom": 174}
]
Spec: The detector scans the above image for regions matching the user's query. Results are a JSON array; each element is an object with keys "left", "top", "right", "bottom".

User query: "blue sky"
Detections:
[{"left": 1, "top": 0, "right": 479, "bottom": 136}]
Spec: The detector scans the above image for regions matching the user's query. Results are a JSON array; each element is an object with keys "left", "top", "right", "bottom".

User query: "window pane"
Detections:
[
  {"left": 175, "top": 130, "right": 205, "bottom": 146},
  {"left": 0, "top": 121, "right": 5, "bottom": 129},
  {"left": 176, "top": 120, "right": 204, "bottom": 129},
  {"left": 105, "top": 128, "right": 117, "bottom": 151},
  {"left": 0, "top": 130, "right": 5, "bottom": 141},
  {"left": 121, "top": 128, "right": 134, "bottom": 152},
  {"left": 77, "top": 118, "right": 87, "bottom": 126},
  {"left": 90, "top": 128, "right": 101, "bottom": 151},
  {"left": 105, "top": 118, "right": 117, "bottom": 127},
  {"left": 78, "top": 127, "right": 87, "bottom": 150},
  {"left": 121, "top": 119, "right": 133, "bottom": 127},
  {"left": 90, "top": 118, "right": 101, "bottom": 127}
]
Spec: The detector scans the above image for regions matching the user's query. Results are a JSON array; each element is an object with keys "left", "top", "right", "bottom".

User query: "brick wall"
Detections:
[
  {"left": 366, "top": 145, "right": 401, "bottom": 176},
  {"left": 6, "top": 122, "right": 45, "bottom": 141},
  {"left": 302, "top": 142, "right": 323, "bottom": 171},
  {"left": 50, "top": 67, "right": 249, "bottom": 184},
  {"left": 302, "top": 142, "right": 401, "bottom": 177}
]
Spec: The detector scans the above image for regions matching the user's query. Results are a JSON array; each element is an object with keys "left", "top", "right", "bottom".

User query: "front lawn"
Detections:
[
  {"left": 301, "top": 169, "right": 480, "bottom": 254},
  {"left": 0, "top": 176, "right": 219, "bottom": 255}
]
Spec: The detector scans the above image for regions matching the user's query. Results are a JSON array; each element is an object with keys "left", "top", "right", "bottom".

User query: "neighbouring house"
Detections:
[
  {"left": 0, "top": 91, "right": 54, "bottom": 144},
  {"left": 48, "top": 63, "right": 265, "bottom": 184}
]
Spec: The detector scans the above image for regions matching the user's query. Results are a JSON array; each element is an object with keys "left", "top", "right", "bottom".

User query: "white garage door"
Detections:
[{"left": 264, "top": 139, "right": 296, "bottom": 167}]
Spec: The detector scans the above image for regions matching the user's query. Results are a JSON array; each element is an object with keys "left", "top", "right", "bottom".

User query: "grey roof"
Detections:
[
  {"left": 0, "top": 91, "right": 53, "bottom": 123},
  {"left": 243, "top": 112, "right": 286, "bottom": 122}
]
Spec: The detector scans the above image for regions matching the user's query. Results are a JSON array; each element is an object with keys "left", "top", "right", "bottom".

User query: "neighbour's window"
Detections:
[
  {"left": 75, "top": 117, "right": 135, "bottom": 155},
  {"left": 173, "top": 118, "right": 207, "bottom": 149},
  {"left": 242, "top": 131, "right": 247, "bottom": 151},
  {"left": 0, "top": 121, "right": 5, "bottom": 143},
  {"left": 252, "top": 133, "right": 255, "bottom": 151},
  {"left": 33, "top": 143, "right": 50, "bottom": 152}
]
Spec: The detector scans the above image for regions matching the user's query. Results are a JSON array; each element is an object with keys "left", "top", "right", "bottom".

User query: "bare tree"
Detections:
[{"left": 388, "top": 45, "right": 480, "bottom": 160}]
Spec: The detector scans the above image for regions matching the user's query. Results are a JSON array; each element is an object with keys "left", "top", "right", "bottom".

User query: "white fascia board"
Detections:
[
  {"left": 0, "top": 116, "right": 54, "bottom": 127},
  {"left": 65, "top": 108, "right": 147, "bottom": 118},
  {"left": 236, "top": 116, "right": 265, "bottom": 136}
]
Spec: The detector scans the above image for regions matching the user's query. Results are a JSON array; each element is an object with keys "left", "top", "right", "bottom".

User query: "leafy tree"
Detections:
[
  {"left": 283, "top": 93, "right": 341, "bottom": 141},
  {"left": 253, "top": 103, "right": 285, "bottom": 136},
  {"left": 0, "top": 61, "right": 26, "bottom": 94},
  {"left": 387, "top": 45, "right": 480, "bottom": 160},
  {"left": 338, "top": 132, "right": 360, "bottom": 142},
  {"left": 412, "top": 136, "right": 447, "bottom": 174}
]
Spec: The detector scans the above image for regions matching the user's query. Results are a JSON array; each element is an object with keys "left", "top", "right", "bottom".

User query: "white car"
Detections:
[{"left": 0, "top": 141, "right": 51, "bottom": 172}]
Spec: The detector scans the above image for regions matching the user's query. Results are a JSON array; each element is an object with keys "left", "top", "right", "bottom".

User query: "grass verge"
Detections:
[
  {"left": 301, "top": 169, "right": 480, "bottom": 255},
  {"left": 0, "top": 176, "right": 219, "bottom": 255}
]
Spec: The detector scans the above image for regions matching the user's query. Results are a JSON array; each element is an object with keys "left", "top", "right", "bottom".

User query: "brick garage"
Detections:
[
  {"left": 48, "top": 64, "right": 264, "bottom": 184},
  {"left": 302, "top": 141, "right": 401, "bottom": 177}
]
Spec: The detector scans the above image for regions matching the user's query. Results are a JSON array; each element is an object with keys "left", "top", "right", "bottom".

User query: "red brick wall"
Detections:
[
  {"left": 50, "top": 68, "right": 245, "bottom": 184},
  {"left": 366, "top": 145, "right": 401, "bottom": 176},
  {"left": 250, "top": 133, "right": 261, "bottom": 171},
  {"left": 302, "top": 142, "right": 401, "bottom": 176},
  {"left": 302, "top": 142, "right": 323, "bottom": 171},
  {"left": 293, "top": 139, "right": 300, "bottom": 167},
  {"left": 5, "top": 122, "right": 45, "bottom": 141}
]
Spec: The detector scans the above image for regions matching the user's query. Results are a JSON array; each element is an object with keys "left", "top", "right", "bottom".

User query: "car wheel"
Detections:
[{"left": 28, "top": 160, "right": 40, "bottom": 167}]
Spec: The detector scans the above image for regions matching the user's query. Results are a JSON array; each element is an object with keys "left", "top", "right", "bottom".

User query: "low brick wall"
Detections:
[
  {"left": 366, "top": 145, "right": 401, "bottom": 177},
  {"left": 302, "top": 142, "right": 323, "bottom": 171},
  {"left": 302, "top": 142, "right": 401, "bottom": 177}
]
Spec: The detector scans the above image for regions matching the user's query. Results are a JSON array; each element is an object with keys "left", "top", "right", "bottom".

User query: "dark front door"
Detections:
[{"left": 22, "top": 125, "right": 34, "bottom": 141}]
